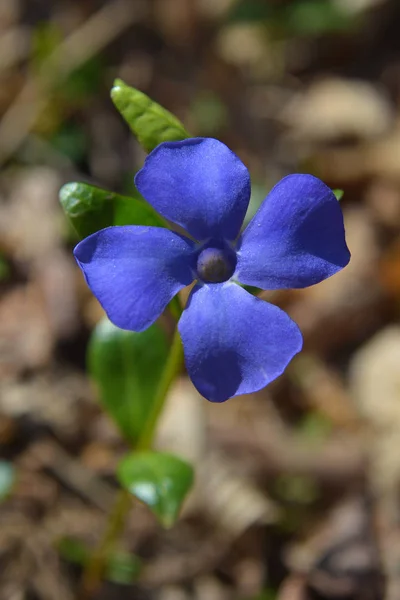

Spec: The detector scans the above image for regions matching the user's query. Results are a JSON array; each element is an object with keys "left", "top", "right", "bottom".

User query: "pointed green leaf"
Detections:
[
  {"left": 88, "top": 318, "right": 169, "bottom": 445},
  {"left": 59, "top": 181, "right": 164, "bottom": 239},
  {"left": 333, "top": 189, "right": 344, "bottom": 201},
  {"left": 111, "top": 79, "right": 189, "bottom": 152},
  {"left": 118, "top": 451, "right": 194, "bottom": 527}
]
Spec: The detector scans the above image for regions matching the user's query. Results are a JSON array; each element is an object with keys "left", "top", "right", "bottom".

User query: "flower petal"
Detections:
[
  {"left": 236, "top": 174, "right": 350, "bottom": 289},
  {"left": 178, "top": 283, "right": 302, "bottom": 402},
  {"left": 135, "top": 138, "right": 251, "bottom": 241},
  {"left": 74, "top": 226, "right": 195, "bottom": 331}
]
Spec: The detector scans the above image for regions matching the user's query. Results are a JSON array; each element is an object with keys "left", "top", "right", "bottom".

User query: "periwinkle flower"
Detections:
[{"left": 74, "top": 138, "right": 350, "bottom": 402}]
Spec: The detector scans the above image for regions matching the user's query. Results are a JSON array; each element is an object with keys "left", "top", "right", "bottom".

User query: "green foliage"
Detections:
[
  {"left": 58, "top": 536, "right": 88, "bottom": 564},
  {"left": 244, "top": 181, "right": 266, "bottom": 227},
  {"left": 274, "top": 474, "right": 319, "bottom": 505},
  {"left": 190, "top": 91, "right": 227, "bottom": 135},
  {"left": 32, "top": 23, "right": 102, "bottom": 105},
  {"left": 228, "top": 0, "right": 354, "bottom": 36},
  {"left": 246, "top": 591, "right": 276, "bottom": 600},
  {"left": 111, "top": 79, "right": 189, "bottom": 153},
  {"left": 59, "top": 82, "right": 193, "bottom": 237},
  {"left": 0, "top": 461, "right": 15, "bottom": 500},
  {"left": 333, "top": 189, "right": 344, "bottom": 201},
  {"left": 0, "top": 255, "right": 11, "bottom": 282},
  {"left": 31, "top": 22, "right": 62, "bottom": 73},
  {"left": 88, "top": 318, "right": 169, "bottom": 446},
  {"left": 285, "top": 1, "right": 352, "bottom": 36},
  {"left": 228, "top": 0, "right": 273, "bottom": 22},
  {"left": 297, "top": 412, "right": 332, "bottom": 443},
  {"left": 61, "top": 57, "right": 102, "bottom": 103},
  {"left": 51, "top": 124, "right": 88, "bottom": 163},
  {"left": 118, "top": 451, "right": 194, "bottom": 527},
  {"left": 58, "top": 538, "right": 141, "bottom": 584},
  {"left": 59, "top": 182, "right": 164, "bottom": 239},
  {"left": 107, "top": 551, "right": 142, "bottom": 585}
]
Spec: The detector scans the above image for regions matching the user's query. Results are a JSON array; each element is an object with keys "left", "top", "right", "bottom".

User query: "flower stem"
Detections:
[
  {"left": 78, "top": 325, "right": 184, "bottom": 599},
  {"left": 136, "top": 326, "right": 183, "bottom": 450},
  {"left": 78, "top": 488, "right": 131, "bottom": 600}
]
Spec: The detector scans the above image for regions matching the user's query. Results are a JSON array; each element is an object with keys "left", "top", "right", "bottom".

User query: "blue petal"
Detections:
[
  {"left": 135, "top": 138, "right": 250, "bottom": 241},
  {"left": 178, "top": 283, "right": 302, "bottom": 402},
  {"left": 74, "top": 226, "right": 195, "bottom": 331},
  {"left": 236, "top": 174, "right": 350, "bottom": 289}
]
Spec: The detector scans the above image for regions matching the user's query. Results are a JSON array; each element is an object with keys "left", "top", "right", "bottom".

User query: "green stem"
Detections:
[
  {"left": 78, "top": 325, "right": 183, "bottom": 598},
  {"left": 78, "top": 488, "right": 131, "bottom": 600},
  {"left": 136, "top": 326, "right": 183, "bottom": 450}
]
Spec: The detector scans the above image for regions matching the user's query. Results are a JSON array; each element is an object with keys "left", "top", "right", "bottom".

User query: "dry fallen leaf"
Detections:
[
  {"left": 349, "top": 326, "right": 400, "bottom": 428},
  {"left": 282, "top": 78, "right": 393, "bottom": 142},
  {"left": 0, "top": 284, "right": 53, "bottom": 377}
]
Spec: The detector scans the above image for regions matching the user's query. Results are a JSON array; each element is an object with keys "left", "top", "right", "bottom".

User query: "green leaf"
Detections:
[
  {"left": 88, "top": 318, "right": 169, "bottom": 445},
  {"left": 59, "top": 181, "right": 164, "bottom": 238},
  {"left": 0, "top": 461, "right": 15, "bottom": 501},
  {"left": 285, "top": 0, "right": 352, "bottom": 36},
  {"left": 118, "top": 451, "right": 194, "bottom": 527},
  {"left": 51, "top": 124, "right": 87, "bottom": 162},
  {"left": 31, "top": 22, "right": 62, "bottom": 73},
  {"left": 58, "top": 538, "right": 141, "bottom": 584},
  {"left": 61, "top": 56, "right": 102, "bottom": 103},
  {"left": 247, "top": 591, "right": 277, "bottom": 600},
  {"left": 296, "top": 412, "right": 332, "bottom": 444},
  {"left": 107, "top": 551, "right": 141, "bottom": 585},
  {"left": 333, "top": 188, "right": 344, "bottom": 201},
  {"left": 58, "top": 537, "right": 88, "bottom": 564},
  {"left": 0, "top": 255, "right": 11, "bottom": 282},
  {"left": 274, "top": 474, "right": 319, "bottom": 505},
  {"left": 228, "top": 0, "right": 273, "bottom": 23},
  {"left": 190, "top": 91, "right": 227, "bottom": 135},
  {"left": 111, "top": 79, "right": 189, "bottom": 152}
]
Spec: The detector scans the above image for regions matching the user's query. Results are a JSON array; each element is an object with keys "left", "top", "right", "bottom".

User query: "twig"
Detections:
[
  {"left": 140, "top": 535, "right": 230, "bottom": 587},
  {"left": 0, "top": 27, "right": 31, "bottom": 73},
  {"left": 30, "top": 440, "right": 115, "bottom": 512},
  {"left": 211, "top": 424, "right": 367, "bottom": 485}
]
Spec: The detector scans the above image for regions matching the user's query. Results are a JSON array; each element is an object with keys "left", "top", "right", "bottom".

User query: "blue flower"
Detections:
[{"left": 74, "top": 138, "right": 350, "bottom": 402}]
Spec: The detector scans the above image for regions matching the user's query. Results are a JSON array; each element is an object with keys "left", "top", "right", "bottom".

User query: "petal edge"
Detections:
[
  {"left": 135, "top": 138, "right": 251, "bottom": 241},
  {"left": 74, "top": 226, "right": 195, "bottom": 331},
  {"left": 236, "top": 174, "right": 350, "bottom": 290},
  {"left": 178, "top": 283, "right": 303, "bottom": 402}
]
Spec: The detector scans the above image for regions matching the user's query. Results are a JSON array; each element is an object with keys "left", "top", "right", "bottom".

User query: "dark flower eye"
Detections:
[{"left": 196, "top": 247, "right": 236, "bottom": 283}]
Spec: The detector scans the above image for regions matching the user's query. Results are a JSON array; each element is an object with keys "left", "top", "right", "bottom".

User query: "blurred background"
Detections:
[{"left": 1, "top": 0, "right": 400, "bottom": 598}]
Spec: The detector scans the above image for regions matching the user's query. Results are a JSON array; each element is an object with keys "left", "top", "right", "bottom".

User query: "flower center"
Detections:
[{"left": 196, "top": 247, "right": 236, "bottom": 283}]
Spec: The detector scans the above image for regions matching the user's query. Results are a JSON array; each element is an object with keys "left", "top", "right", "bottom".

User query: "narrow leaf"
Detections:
[
  {"left": 111, "top": 79, "right": 189, "bottom": 152},
  {"left": 59, "top": 181, "right": 164, "bottom": 239},
  {"left": 333, "top": 189, "right": 344, "bottom": 201},
  {"left": 118, "top": 451, "right": 194, "bottom": 527},
  {"left": 88, "top": 318, "right": 169, "bottom": 445}
]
